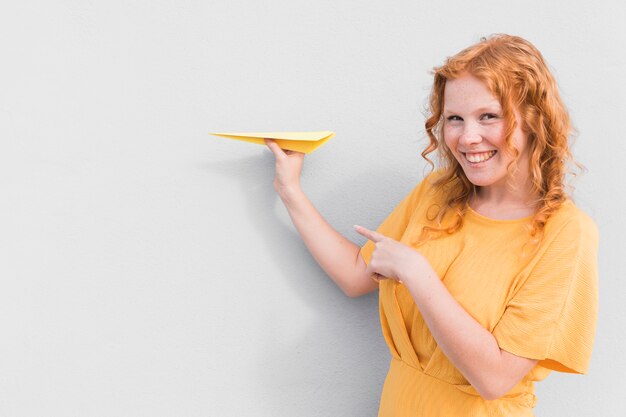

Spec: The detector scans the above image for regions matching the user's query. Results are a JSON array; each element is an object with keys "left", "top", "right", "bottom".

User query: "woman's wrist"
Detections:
[
  {"left": 277, "top": 183, "right": 304, "bottom": 205},
  {"left": 397, "top": 250, "right": 435, "bottom": 289}
]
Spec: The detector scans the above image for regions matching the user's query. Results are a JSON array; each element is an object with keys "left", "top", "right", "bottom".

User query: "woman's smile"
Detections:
[{"left": 462, "top": 150, "right": 498, "bottom": 165}]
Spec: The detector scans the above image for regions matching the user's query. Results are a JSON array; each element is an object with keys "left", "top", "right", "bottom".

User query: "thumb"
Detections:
[{"left": 264, "top": 138, "right": 286, "bottom": 159}]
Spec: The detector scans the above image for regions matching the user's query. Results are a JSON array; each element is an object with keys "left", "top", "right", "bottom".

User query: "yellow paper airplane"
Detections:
[{"left": 209, "top": 131, "right": 335, "bottom": 154}]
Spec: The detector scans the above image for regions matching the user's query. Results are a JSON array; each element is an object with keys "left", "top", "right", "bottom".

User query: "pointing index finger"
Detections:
[{"left": 353, "top": 225, "right": 385, "bottom": 242}]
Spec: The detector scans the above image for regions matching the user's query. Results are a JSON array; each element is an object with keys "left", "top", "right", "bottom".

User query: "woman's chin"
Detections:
[{"left": 463, "top": 171, "right": 499, "bottom": 188}]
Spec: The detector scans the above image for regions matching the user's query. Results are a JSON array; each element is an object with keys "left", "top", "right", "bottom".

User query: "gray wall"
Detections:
[{"left": 1, "top": 1, "right": 624, "bottom": 416}]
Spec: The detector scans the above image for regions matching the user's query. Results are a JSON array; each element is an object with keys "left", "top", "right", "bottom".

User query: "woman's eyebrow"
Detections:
[{"left": 443, "top": 106, "right": 502, "bottom": 115}]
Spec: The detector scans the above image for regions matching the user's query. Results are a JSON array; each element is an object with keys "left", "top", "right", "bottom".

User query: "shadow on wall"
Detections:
[{"left": 204, "top": 150, "right": 422, "bottom": 417}]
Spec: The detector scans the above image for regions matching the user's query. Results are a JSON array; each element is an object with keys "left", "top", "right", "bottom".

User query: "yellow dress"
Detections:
[{"left": 360, "top": 172, "right": 599, "bottom": 417}]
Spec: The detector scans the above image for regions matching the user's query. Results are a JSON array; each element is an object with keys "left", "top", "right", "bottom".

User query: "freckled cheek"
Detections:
[
  {"left": 442, "top": 127, "right": 459, "bottom": 150},
  {"left": 487, "top": 125, "right": 506, "bottom": 143}
]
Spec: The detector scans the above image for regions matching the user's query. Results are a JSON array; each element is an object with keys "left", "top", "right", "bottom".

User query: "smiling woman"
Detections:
[
  {"left": 266, "top": 34, "right": 598, "bottom": 417},
  {"left": 423, "top": 35, "right": 576, "bottom": 230},
  {"left": 442, "top": 73, "right": 534, "bottom": 218}
]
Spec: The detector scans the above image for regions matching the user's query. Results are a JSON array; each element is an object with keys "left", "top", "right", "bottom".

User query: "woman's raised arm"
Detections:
[{"left": 265, "top": 139, "right": 377, "bottom": 297}]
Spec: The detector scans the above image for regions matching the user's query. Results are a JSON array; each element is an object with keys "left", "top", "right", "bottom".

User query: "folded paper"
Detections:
[{"left": 209, "top": 131, "right": 335, "bottom": 154}]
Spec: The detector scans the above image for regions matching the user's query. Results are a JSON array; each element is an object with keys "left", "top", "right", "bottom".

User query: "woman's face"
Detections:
[{"left": 442, "top": 72, "right": 530, "bottom": 196}]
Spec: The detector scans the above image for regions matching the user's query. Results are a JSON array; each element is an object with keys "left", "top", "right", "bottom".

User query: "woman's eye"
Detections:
[
  {"left": 481, "top": 113, "right": 499, "bottom": 120},
  {"left": 446, "top": 115, "right": 462, "bottom": 122}
]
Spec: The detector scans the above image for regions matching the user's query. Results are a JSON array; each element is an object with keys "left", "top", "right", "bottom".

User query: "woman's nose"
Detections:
[{"left": 459, "top": 124, "right": 483, "bottom": 147}]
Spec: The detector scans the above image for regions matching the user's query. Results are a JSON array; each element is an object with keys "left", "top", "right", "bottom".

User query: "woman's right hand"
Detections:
[{"left": 265, "top": 138, "right": 305, "bottom": 201}]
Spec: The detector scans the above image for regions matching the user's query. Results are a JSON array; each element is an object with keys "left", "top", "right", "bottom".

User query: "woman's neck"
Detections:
[{"left": 470, "top": 185, "right": 539, "bottom": 220}]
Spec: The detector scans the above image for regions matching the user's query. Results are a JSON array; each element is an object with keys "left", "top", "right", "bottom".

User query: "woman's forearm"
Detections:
[
  {"left": 400, "top": 260, "right": 537, "bottom": 400},
  {"left": 279, "top": 187, "right": 376, "bottom": 297},
  {"left": 264, "top": 139, "right": 376, "bottom": 297}
]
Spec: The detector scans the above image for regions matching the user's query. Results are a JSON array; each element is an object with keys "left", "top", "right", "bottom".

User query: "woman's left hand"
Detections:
[{"left": 353, "top": 225, "right": 424, "bottom": 283}]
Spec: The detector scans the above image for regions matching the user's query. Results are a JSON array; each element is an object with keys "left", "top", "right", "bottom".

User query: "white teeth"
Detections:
[{"left": 465, "top": 151, "right": 496, "bottom": 163}]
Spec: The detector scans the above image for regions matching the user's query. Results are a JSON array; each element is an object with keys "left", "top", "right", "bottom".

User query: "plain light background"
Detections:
[{"left": 1, "top": 1, "right": 624, "bottom": 416}]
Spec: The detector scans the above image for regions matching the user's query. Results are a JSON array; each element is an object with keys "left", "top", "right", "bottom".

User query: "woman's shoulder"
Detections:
[
  {"left": 404, "top": 169, "right": 446, "bottom": 200},
  {"left": 544, "top": 199, "right": 599, "bottom": 242},
  {"left": 398, "top": 170, "right": 450, "bottom": 212},
  {"left": 415, "top": 168, "right": 449, "bottom": 196},
  {"left": 424, "top": 168, "right": 449, "bottom": 184}
]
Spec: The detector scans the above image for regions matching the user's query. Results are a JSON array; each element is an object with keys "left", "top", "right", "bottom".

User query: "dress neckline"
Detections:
[{"left": 465, "top": 204, "right": 534, "bottom": 224}]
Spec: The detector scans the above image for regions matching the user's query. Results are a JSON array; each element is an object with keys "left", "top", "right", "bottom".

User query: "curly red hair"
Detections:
[{"left": 421, "top": 34, "right": 578, "bottom": 247}]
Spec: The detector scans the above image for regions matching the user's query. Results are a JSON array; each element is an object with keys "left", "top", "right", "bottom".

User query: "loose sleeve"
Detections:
[
  {"left": 360, "top": 174, "right": 433, "bottom": 265},
  {"left": 492, "top": 215, "right": 599, "bottom": 374}
]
